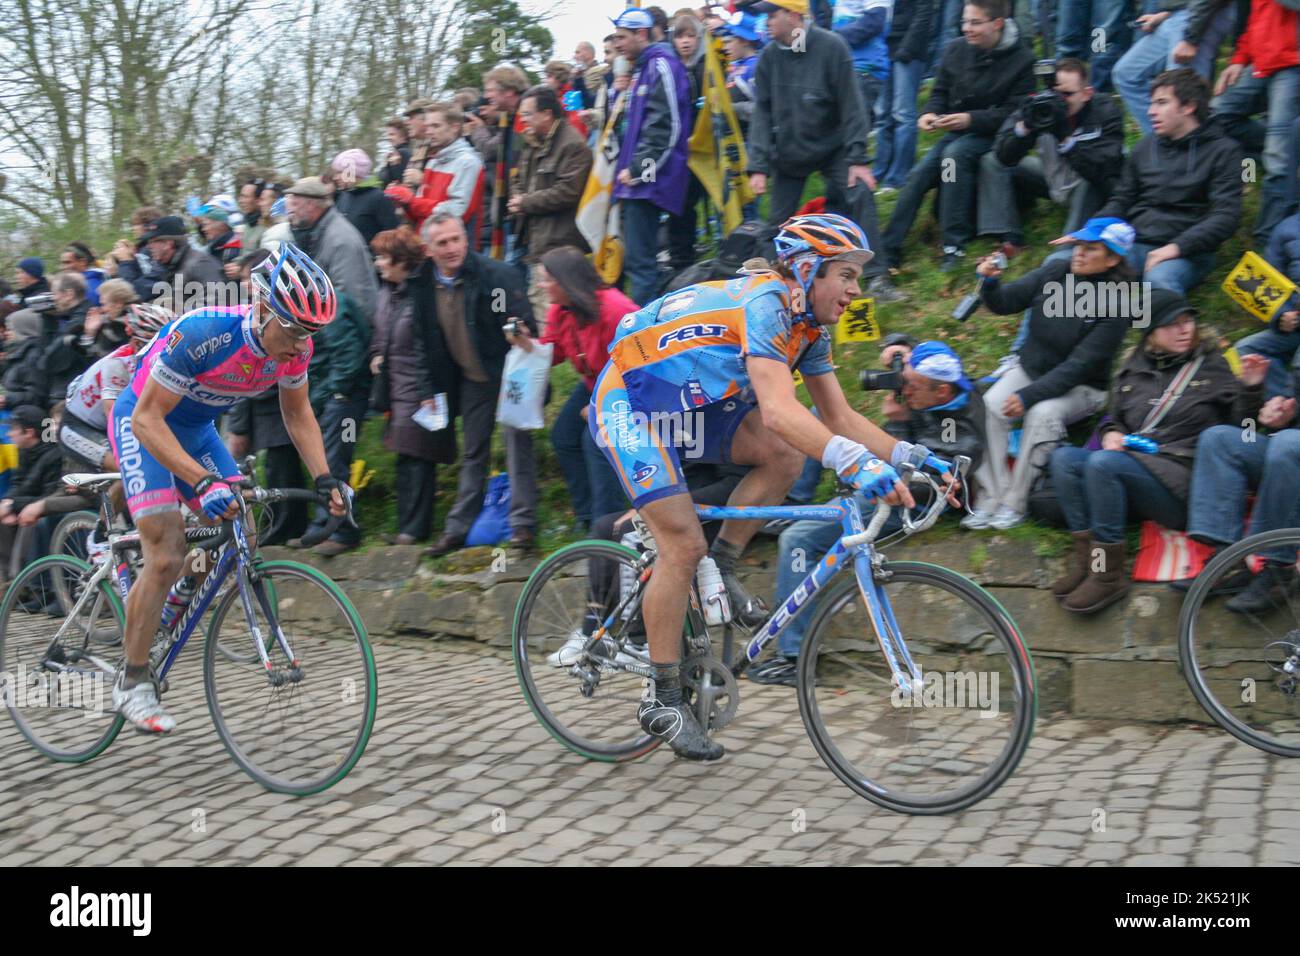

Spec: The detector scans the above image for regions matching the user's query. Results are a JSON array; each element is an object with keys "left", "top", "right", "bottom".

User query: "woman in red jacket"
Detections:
[{"left": 506, "top": 245, "right": 637, "bottom": 532}]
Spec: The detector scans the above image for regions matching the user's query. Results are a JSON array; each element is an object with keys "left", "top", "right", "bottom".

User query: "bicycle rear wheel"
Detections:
[
  {"left": 203, "top": 559, "right": 377, "bottom": 795},
  {"left": 0, "top": 555, "right": 125, "bottom": 761},
  {"left": 1179, "top": 529, "right": 1300, "bottom": 756},
  {"left": 514, "top": 540, "right": 694, "bottom": 762},
  {"left": 798, "top": 561, "right": 1036, "bottom": 814}
]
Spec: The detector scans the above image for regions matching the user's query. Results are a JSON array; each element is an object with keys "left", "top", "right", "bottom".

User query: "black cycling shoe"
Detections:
[
  {"left": 637, "top": 698, "right": 724, "bottom": 760},
  {"left": 1170, "top": 561, "right": 1253, "bottom": 595},
  {"left": 721, "top": 570, "right": 769, "bottom": 629},
  {"left": 1225, "top": 564, "right": 1298, "bottom": 615},
  {"left": 746, "top": 656, "right": 799, "bottom": 686}
]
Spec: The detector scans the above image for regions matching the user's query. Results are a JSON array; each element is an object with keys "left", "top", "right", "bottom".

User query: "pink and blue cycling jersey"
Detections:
[
  {"left": 118, "top": 305, "right": 312, "bottom": 427},
  {"left": 111, "top": 305, "right": 312, "bottom": 519}
]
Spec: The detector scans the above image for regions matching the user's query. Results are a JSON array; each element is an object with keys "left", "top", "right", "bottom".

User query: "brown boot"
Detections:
[
  {"left": 1050, "top": 531, "right": 1092, "bottom": 600},
  {"left": 1062, "top": 540, "right": 1130, "bottom": 614}
]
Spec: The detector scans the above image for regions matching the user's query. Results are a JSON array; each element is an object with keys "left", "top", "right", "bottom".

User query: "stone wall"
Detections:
[{"left": 262, "top": 533, "right": 1208, "bottom": 724}]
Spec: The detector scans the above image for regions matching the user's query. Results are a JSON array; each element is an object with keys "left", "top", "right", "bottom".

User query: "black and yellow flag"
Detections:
[{"left": 687, "top": 42, "right": 753, "bottom": 233}]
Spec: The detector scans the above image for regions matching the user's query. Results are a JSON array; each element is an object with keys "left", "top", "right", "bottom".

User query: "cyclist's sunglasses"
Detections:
[{"left": 272, "top": 314, "right": 314, "bottom": 341}]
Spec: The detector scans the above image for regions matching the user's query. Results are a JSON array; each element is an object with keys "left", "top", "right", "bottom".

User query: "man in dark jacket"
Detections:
[
  {"left": 422, "top": 214, "right": 540, "bottom": 556},
  {"left": 611, "top": 7, "right": 693, "bottom": 305},
  {"left": 510, "top": 85, "right": 595, "bottom": 322},
  {"left": 41, "top": 271, "right": 101, "bottom": 406},
  {"left": 1094, "top": 68, "right": 1242, "bottom": 294},
  {"left": 746, "top": 0, "right": 888, "bottom": 289},
  {"left": 979, "top": 58, "right": 1125, "bottom": 250},
  {"left": 0, "top": 404, "right": 62, "bottom": 580},
  {"left": 969, "top": 217, "right": 1136, "bottom": 529},
  {"left": 331, "top": 149, "right": 399, "bottom": 246},
  {"left": 874, "top": 0, "right": 936, "bottom": 191},
  {"left": 878, "top": 0, "right": 1036, "bottom": 283},
  {"left": 1, "top": 311, "right": 50, "bottom": 411},
  {"left": 284, "top": 177, "right": 377, "bottom": 555},
  {"left": 116, "top": 215, "right": 228, "bottom": 310},
  {"left": 11, "top": 258, "right": 50, "bottom": 309}
]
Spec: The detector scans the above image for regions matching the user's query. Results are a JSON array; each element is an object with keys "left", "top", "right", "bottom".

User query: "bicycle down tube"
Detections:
[{"left": 694, "top": 495, "right": 922, "bottom": 692}]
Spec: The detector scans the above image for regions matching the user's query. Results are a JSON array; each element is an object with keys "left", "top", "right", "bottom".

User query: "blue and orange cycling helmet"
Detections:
[
  {"left": 774, "top": 213, "right": 873, "bottom": 307},
  {"left": 251, "top": 242, "right": 337, "bottom": 332}
]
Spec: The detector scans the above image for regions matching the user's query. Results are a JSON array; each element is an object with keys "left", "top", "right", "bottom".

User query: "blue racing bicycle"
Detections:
[
  {"left": 514, "top": 456, "right": 1037, "bottom": 814},
  {"left": 0, "top": 469, "right": 377, "bottom": 795}
]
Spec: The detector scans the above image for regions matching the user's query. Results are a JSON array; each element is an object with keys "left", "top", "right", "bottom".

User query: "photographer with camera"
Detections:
[
  {"left": 751, "top": 338, "right": 983, "bottom": 687},
  {"left": 965, "top": 216, "right": 1135, "bottom": 531},
  {"left": 977, "top": 58, "right": 1124, "bottom": 252}
]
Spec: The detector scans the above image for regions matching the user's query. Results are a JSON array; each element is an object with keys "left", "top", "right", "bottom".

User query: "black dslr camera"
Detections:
[
  {"left": 860, "top": 352, "right": 904, "bottom": 392},
  {"left": 1023, "top": 89, "right": 1068, "bottom": 134},
  {"left": 860, "top": 331, "right": 917, "bottom": 393}
]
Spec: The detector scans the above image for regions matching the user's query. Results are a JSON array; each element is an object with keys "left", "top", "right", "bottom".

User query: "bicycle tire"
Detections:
[
  {"left": 0, "top": 555, "right": 126, "bottom": 761},
  {"left": 513, "top": 539, "right": 695, "bottom": 762},
  {"left": 49, "top": 511, "right": 101, "bottom": 619},
  {"left": 203, "top": 559, "right": 377, "bottom": 795},
  {"left": 797, "top": 562, "right": 1036, "bottom": 814},
  {"left": 1179, "top": 528, "right": 1300, "bottom": 757}
]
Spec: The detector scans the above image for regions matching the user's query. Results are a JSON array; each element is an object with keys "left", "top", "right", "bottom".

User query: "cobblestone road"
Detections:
[{"left": 2, "top": 640, "right": 1297, "bottom": 866}]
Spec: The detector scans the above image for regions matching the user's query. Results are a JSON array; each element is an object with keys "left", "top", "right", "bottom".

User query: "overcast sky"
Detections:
[{"left": 543, "top": 0, "right": 628, "bottom": 61}]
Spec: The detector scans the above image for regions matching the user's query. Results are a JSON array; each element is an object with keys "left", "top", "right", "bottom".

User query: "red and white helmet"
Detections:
[
  {"left": 126, "top": 302, "right": 174, "bottom": 342},
  {"left": 251, "top": 242, "right": 337, "bottom": 332}
]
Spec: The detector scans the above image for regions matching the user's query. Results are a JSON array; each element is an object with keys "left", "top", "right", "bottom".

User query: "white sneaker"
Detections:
[
  {"left": 112, "top": 673, "right": 176, "bottom": 734},
  {"left": 547, "top": 630, "right": 590, "bottom": 667},
  {"left": 989, "top": 507, "right": 1025, "bottom": 531},
  {"left": 960, "top": 509, "right": 994, "bottom": 530}
]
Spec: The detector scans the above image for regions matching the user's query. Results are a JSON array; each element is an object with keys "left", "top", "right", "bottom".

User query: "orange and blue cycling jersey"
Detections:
[{"left": 590, "top": 272, "right": 832, "bottom": 507}]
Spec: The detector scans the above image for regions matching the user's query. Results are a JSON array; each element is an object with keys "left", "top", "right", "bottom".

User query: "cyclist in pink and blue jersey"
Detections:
[{"left": 108, "top": 243, "right": 350, "bottom": 734}]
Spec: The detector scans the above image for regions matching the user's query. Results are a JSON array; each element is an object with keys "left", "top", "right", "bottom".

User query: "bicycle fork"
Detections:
[
  {"left": 854, "top": 549, "right": 924, "bottom": 700},
  {"left": 237, "top": 565, "right": 301, "bottom": 687}
]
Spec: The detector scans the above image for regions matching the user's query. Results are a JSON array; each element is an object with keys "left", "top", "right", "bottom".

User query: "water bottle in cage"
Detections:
[
  {"left": 159, "top": 575, "right": 199, "bottom": 631},
  {"left": 695, "top": 556, "right": 731, "bottom": 626}
]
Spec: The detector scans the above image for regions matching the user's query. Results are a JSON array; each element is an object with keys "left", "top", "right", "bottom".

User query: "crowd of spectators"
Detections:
[{"left": 2, "top": 0, "right": 1298, "bottom": 626}]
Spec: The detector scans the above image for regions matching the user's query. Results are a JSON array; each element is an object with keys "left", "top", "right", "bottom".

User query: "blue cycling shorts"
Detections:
[
  {"left": 109, "top": 394, "right": 240, "bottom": 520},
  {"left": 588, "top": 362, "right": 756, "bottom": 508}
]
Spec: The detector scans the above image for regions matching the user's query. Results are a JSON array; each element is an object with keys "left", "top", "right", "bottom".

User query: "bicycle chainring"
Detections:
[{"left": 680, "top": 654, "right": 740, "bottom": 730}]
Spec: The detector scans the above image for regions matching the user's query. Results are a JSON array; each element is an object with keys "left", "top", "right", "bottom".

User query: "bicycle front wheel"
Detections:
[
  {"left": 0, "top": 555, "right": 125, "bottom": 761},
  {"left": 203, "top": 559, "right": 377, "bottom": 795},
  {"left": 1179, "top": 528, "right": 1300, "bottom": 756},
  {"left": 798, "top": 562, "right": 1036, "bottom": 814}
]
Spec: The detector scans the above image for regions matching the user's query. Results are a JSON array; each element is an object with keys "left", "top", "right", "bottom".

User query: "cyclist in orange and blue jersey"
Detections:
[{"left": 590, "top": 214, "right": 941, "bottom": 761}]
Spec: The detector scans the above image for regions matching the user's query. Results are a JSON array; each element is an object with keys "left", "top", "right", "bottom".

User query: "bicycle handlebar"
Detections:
[{"left": 840, "top": 454, "right": 972, "bottom": 549}]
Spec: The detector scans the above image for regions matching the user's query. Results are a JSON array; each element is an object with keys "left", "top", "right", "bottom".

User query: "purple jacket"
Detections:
[{"left": 613, "top": 41, "right": 692, "bottom": 216}]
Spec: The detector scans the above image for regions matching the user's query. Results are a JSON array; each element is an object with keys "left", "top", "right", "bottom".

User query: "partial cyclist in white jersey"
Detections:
[
  {"left": 60, "top": 304, "right": 174, "bottom": 476},
  {"left": 107, "top": 244, "right": 349, "bottom": 734}
]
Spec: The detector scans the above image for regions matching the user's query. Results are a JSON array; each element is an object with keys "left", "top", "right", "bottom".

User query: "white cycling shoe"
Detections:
[{"left": 113, "top": 672, "right": 177, "bottom": 734}]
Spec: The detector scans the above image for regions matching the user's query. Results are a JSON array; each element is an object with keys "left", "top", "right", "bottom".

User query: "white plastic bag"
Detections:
[{"left": 496, "top": 343, "right": 553, "bottom": 430}]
